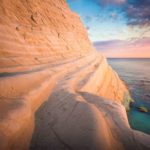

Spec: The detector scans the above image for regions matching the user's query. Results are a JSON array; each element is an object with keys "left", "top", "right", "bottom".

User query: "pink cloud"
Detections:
[{"left": 93, "top": 38, "right": 150, "bottom": 58}]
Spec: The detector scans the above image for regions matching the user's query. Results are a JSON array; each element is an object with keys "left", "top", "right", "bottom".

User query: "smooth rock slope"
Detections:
[{"left": 0, "top": 0, "right": 150, "bottom": 150}]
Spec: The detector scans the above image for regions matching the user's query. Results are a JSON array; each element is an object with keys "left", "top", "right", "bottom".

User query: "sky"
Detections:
[{"left": 67, "top": 0, "right": 150, "bottom": 58}]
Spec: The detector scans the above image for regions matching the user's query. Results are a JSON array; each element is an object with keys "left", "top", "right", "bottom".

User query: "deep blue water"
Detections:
[{"left": 108, "top": 58, "right": 150, "bottom": 135}]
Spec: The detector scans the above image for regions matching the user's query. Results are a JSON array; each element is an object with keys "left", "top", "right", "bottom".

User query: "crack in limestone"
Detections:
[{"left": 50, "top": 127, "right": 73, "bottom": 150}]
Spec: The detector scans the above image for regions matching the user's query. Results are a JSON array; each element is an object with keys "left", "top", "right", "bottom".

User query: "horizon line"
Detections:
[{"left": 107, "top": 57, "right": 150, "bottom": 59}]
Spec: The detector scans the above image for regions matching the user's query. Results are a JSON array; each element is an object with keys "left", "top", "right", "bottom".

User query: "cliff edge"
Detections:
[{"left": 0, "top": 0, "right": 150, "bottom": 150}]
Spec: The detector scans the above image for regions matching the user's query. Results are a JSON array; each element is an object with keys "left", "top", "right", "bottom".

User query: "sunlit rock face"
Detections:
[{"left": 0, "top": 0, "right": 150, "bottom": 150}]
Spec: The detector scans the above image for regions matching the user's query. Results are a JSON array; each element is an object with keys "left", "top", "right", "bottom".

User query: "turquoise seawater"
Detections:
[{"left": 108, "top": 58, "right": 150, "bottom": 135}]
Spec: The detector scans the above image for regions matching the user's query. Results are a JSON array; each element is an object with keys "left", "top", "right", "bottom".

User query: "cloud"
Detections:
[
  {"left": 84, "top": 16, "right": 93, "bottom": 23},
  {"left": 97, "top": 0, "right": 126, "bottom": 5},
  {"left": 93, "top": 39, "right": 127, "bottom": 51},
  {"left": 126, "top": 0, "right": 150, "bottom": 26},
  {"left": 86, "top": 26, "right": 90, "bottom": 30},
  {"left": 94, "top": 37, "right": 150, "bottom": 49},
  {"left": 93, "top": 38, "right": 150, "bottom": 58},
  {"left": 96, "top": 0, "right": 150, "bottom": 26},
  {"left": 110, "top": 12, "right": 118, "bottom": 20}
]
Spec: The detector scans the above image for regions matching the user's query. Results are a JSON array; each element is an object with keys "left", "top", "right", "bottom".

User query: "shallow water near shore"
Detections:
[{"left": 108, "top": 58, "right": 150, "bottom": 135}]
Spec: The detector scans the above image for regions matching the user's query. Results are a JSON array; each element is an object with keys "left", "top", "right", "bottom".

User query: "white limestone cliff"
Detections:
[{"left": 0, "top": 0, "right": 149, "bottom": 150}]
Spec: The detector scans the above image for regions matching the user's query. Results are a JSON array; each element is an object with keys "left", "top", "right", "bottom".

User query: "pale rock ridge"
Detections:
[{"left": 0, "top": 0, "right": 149, "bottom": 150}]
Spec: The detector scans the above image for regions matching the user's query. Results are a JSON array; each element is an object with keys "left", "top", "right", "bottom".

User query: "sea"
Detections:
[{"left": 108, "top": 58, "right": 150, "bottom": 135}]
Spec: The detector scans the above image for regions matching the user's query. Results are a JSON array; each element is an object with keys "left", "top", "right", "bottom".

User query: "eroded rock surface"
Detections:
[{"left": 0, "top": 0, "right": 150, "bottom": 150}]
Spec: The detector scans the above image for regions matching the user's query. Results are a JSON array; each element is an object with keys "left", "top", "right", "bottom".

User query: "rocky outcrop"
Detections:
[{"left": 0, "top": 0, "right": 149, "bottom": 150}]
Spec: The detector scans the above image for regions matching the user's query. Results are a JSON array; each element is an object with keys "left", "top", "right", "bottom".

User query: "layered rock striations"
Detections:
[{"left": 0, "top": 0, "right": 149, "bottom": 150}]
